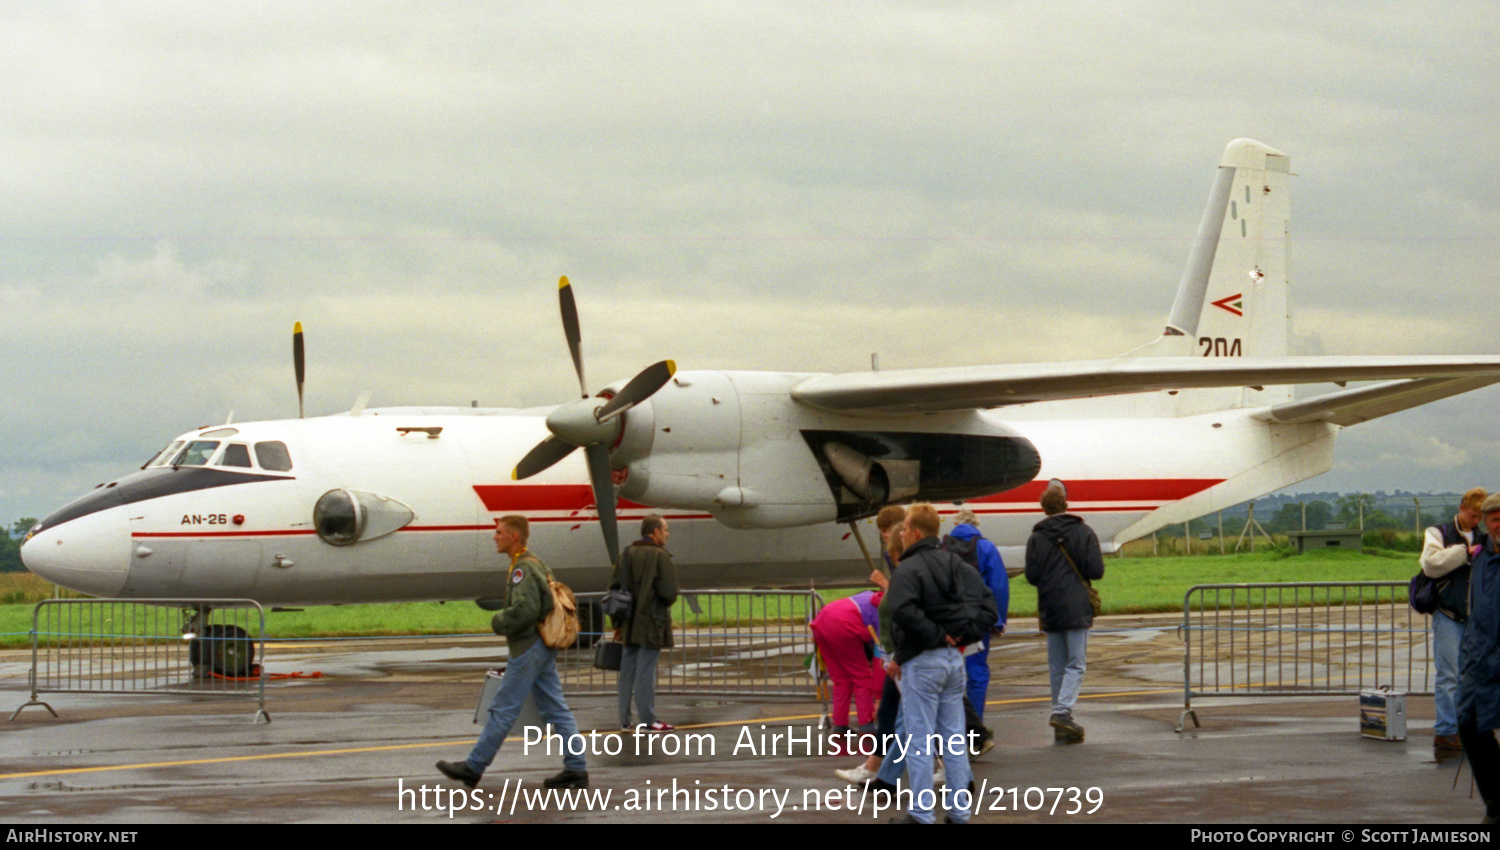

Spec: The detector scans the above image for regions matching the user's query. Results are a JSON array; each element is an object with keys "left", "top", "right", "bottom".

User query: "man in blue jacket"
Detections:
[{"left": 942, "top": 510, "right": 1009, "bottom": 728}]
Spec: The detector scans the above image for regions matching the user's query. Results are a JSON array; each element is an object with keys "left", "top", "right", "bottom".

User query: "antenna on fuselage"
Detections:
[{"left": 293, "top": 321, "right": 306, "bottom": 419}]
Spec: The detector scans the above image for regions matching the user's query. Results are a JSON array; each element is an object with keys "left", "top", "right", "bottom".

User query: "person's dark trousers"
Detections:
[
  {"left": 1459, "top": 713, "right": 1500, "bottom": 820},
  {"left": 875, "top": 674, "right": 900, "bottom": 754},
  {"left": 964, "top": 695, "right": 987, "bottom": 743}
]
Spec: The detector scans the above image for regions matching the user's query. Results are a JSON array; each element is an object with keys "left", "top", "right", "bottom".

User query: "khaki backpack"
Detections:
[{"left": 538, "top": 570, "right": 580, "bottom": 649}]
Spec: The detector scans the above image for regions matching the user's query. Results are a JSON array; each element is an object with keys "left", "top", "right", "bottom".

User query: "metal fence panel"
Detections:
[
  {"left": 559, "top": 590, "right": 825, "bottom": 701},
  {"left": 1178, "top": 582, "right": 1431, "bottom": 731},
  {"left": 11, "top": 598, "right": 269, "bottom": 723}
]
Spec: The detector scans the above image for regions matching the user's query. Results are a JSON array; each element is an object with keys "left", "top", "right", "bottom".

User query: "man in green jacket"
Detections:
[
  {"left": 610, "top": 514, "right": 679, "bottom": 731},
  {"left": 437, "top": 515, "right": 589, "bottom": 789}
]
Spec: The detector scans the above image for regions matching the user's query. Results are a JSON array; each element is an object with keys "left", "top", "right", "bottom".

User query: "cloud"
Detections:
[{"left": 2, "top": 1, "right": 1499, "bottom": 524}]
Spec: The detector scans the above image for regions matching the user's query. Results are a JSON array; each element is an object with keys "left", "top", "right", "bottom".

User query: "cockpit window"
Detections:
[
  {"left": 172, "top": 441, "right": 220, "bottom": 467},
  {"left": 147, "top": 441, "right": 186, "bottom": 468},
  {"left": 217, "top": 443, "right": 253, "bottom": 468},
  {"left": 255, "top": 441, "right": 293, "bottom": 472}
]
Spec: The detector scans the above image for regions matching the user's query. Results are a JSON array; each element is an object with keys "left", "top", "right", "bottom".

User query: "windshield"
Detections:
[
  {"left": 171, "top": 440, "right": 220, "bottom": 467},
  {"left": 145, "top": 441, "right": 186, "bottom": 468}
]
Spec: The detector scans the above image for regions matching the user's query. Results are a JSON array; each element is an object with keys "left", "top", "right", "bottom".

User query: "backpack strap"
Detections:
[{"left": 1053, "top": 537, "right": 1092, "bottom": 589}]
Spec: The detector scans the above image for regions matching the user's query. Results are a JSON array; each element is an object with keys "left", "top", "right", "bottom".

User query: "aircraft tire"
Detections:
[{"left": 189, "top": 624, "right": 255, "bottom": 677}]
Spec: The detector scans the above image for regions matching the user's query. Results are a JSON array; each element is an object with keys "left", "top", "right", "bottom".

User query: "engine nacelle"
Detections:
[{"left": 610, "top": 370, "right": 1041, "bottom": 529}]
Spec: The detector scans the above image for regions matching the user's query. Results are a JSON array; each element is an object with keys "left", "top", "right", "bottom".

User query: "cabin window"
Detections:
[{"left": 255, "top": 441, "right": 293, "bottom": 472}]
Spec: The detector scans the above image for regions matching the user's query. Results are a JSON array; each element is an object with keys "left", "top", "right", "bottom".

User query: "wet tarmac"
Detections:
[{"left": 0, "top": 614, "right": 1486, "bottom": 824}]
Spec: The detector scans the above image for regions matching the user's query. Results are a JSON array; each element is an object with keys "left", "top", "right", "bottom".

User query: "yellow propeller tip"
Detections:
[
  {"left": 666, "top": 359, "right": 677, "bottom": 374},
  {"left": 558, "top": 276, "right": 570, "bottom": 289},
  {"left": 294, "top": 321, "right": 303, "bottom": 333},
  {"left": 510, "top": 468, "right": 521, "bottom": 481}
]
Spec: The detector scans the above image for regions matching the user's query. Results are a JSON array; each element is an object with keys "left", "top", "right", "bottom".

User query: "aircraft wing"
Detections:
[
  {"left": 1253, "top": 375, "right": 1500, "bottom": 426},
  {"left": 789, "top": 356, "right": 1500, "bottom": 415}
]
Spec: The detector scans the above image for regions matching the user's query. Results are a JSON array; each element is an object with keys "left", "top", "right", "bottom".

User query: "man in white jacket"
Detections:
[{"left": 1422, "top": 487, "right": 1488, "bottom": 756}]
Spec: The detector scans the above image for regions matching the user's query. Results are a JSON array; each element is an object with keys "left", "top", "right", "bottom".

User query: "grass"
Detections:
[{"left": 0, "top": 547, "right": 1419, "bottom": 647}]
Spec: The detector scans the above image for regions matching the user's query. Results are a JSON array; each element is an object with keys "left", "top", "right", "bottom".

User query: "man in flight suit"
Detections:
[{"left": 437, "top": 515, "right": 589, "bottom": 789}]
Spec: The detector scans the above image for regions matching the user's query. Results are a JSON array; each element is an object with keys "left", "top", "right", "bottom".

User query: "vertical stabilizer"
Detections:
[{"left": 1135, "top": 139, "right": 1294, "bottom": 410}]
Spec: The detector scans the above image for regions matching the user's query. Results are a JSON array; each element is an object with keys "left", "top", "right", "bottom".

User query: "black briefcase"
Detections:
[{"left": 593, "top": 640, "right": 623, "bottom": 671}]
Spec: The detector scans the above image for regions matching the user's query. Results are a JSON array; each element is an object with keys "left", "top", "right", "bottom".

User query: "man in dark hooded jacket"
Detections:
[
  {"left": 1458, "top": 493, "right": 1500, "bottom": 823},
  {"left": 1024, "top": 481, "right": 1104, "bottom": 741}
]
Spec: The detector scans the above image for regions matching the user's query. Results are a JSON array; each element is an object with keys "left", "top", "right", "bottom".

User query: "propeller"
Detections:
[
  {"left": 293, "top": 321, "right": 306, "bottom": 419},
  {"left": 513, "top": 276, "right": 676, "bottom": 561}
]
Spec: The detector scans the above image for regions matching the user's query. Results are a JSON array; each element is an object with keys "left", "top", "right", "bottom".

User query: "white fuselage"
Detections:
[{"left": 21, "top": 376, "right": 1336, "bottom": 607}]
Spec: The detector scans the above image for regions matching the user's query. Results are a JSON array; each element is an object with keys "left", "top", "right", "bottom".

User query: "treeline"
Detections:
[
  {"left": 1, "top": 519, "right": 38, "bottom": 572},
  {"left": 1155, "top": 493, "right": 1461, "bottom": 541}
]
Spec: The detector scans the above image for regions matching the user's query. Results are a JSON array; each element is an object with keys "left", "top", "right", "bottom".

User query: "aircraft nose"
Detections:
[{"left": 21, "top": 509, "right": 131, "bottom": 597}]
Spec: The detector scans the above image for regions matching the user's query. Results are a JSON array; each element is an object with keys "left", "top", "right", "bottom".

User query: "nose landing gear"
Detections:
[{"left": 183, "top": 608, "right": 256, "bottom": 677}]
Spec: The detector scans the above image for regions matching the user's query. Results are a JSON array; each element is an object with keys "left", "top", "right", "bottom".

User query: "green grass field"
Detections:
[{"left": 0, "top": 547, "right": 1420, "bottom": 647}]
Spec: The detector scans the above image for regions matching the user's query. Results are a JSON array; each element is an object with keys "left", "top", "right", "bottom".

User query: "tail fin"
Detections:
[{"left": 1129, "top": 139, "right": 1294, "bottom": 409}]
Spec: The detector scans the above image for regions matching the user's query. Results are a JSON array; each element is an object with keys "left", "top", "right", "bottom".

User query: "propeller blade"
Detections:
[
  {"left": 512, "top": 435, "right": 577, "bottom": 481},
  {"left": 558, "top": 276, "right": 587, "bottom": 398},
  {"left": 585, "top": 443, "right": 620, "bottom": 562},
  {"left": 293, "top": 321, "right": 306, "bottom": 419},
  {"left": 597, "top": 360, "right": 677, "bottom": 423}
]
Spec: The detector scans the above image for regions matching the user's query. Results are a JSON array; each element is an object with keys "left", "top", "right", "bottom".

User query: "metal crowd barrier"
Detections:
[
  {"left": 10, "top": 598, "right": 269, "bottom": 723},
  {"left": 557, "top": 589, "right": 826, "bottom": 700},
  {"left": 1178, "top": 581, "right": 1431, "bottom": 731}
]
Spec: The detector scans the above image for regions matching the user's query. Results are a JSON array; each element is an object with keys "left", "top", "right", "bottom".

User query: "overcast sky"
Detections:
[{"left": 3, "top": 1, "right": 1498, "bottom": 527}]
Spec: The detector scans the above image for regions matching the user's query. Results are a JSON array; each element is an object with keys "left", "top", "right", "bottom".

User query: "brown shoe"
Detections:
[{"left": 1435, "top": 734, "right": 1463, "bottom": 752}]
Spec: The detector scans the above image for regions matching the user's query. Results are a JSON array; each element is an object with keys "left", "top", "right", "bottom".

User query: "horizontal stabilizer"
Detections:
[
  {"left": 1252, "top": 376, "right": 1500, "bottom": 426},
  {"left": 790, "top": 356, "right": 1500, "bottom": 415}
]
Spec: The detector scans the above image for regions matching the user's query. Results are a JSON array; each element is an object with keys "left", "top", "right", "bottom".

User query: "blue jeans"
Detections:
[
  {"left": 466, "top": 641, "right": 586, "bottom": 775},
  {"left": 1046, "top": 629, "right": 1088, "bottom": 716},
  {"left": 618, "top": 644, "right": 662, "bottom": 727},
  {"left": 1434, "top": 613, "right": 1463, "bottom": 736},
  {"left": 876, "top": 708, "right": 906, "bottom": 785},
  {"left": 899, "top": 648, "right": 973, "bottom": 824}
]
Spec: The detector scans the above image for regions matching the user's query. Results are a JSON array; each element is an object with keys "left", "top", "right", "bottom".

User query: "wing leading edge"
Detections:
[{"left": 789, "top": 356, "right": 1500, "bottom": 416}]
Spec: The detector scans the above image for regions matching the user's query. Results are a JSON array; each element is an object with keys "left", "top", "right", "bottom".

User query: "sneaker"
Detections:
[
  {"left": 882, "top": 809, "right": 918, "bottom": 827},
  {"left": 543, "top": 768, "right": 589, "bottom": 789},
  {"left": 646, "top": 721, "right": 675, "bottom": 732},
  {"left": 835, "top": 765, "right": 877, "bottom": 784},
  {"left": 1049, "top": 713, "right": 1085, "bottom": 740},
  {"left": 436, "top": 759, "right": 481, "bottom": 789},
  {"left": 888, "top": 813, "right": 925, "bottom": 824},
  {"left": 1435, "top": 734, "right": 1463, "bottom": 752},
  {"left": 933, "top": 757, "right": 946, "bottom": 785}
]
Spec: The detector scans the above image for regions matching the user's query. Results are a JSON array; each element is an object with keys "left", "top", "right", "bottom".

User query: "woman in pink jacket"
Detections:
[{"left": 811, "top": 589, "right": 885, "bottom": 738}]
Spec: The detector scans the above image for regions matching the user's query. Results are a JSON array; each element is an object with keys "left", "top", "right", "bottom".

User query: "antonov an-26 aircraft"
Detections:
[{"left": 22, "top": 139, "right": 1500, "bottom": 609}]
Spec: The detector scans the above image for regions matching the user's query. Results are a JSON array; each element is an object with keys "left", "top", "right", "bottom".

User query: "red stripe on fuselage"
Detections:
[
  {"left": 473, "top": 484, "right": 651, "bottom": 513},
  {"left": 133, "top": 530, "right": 320, "bottom": 539},
  {"left": 474, "top": 479, "right": 1223, "bottom": 513},
  {"left": 968, "top": 478, "right": 1222, "bottom": 505},
  {"left": 127, "top": 480, "right": 1221, "bottom": 539}
]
